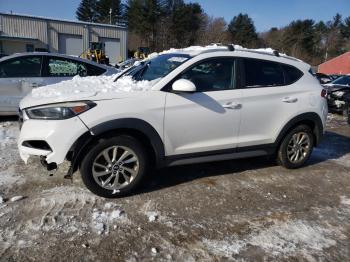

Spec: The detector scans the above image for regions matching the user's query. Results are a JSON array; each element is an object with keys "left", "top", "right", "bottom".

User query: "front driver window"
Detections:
[
  {"left": 180, "top": 58, "right": 235, "bottom": 92},
  {"left": 0, "top": 56, "right": 42, "bottom": 77},
  {"left": 48, "top": 58, "right": 87, "bottom": 77}
]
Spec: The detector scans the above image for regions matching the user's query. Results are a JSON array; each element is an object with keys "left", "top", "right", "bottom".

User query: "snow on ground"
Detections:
[
  {"left": 0, "top": 114, "right": 349, "bottom": 260},
  {"left": 202, "top": 220, "right": 339, "bottom": 258},
  {"left": 0, "top": 121, "right": 20, "bottom": 171}
]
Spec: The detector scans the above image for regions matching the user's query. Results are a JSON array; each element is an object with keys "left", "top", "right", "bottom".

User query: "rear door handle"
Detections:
[
  {"left": 223, "top": 102, "right": 242, "bottom": 109},
  {"left": 282, "top": 97, "right": 298, "bottom": 103}
]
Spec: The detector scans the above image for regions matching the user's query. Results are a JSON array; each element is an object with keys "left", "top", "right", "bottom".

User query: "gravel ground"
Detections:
[{"left": 0, "top": 114, "right": 349, "bottom": 261}]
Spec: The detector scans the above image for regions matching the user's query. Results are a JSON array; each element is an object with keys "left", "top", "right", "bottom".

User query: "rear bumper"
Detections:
[{"left": 18, "top": 117, "right": 89, "bottom": 164}]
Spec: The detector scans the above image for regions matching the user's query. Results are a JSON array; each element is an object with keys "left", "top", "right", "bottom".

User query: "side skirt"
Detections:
[{"left": 162, "top": 144, "right": 276, "bottom": 167}]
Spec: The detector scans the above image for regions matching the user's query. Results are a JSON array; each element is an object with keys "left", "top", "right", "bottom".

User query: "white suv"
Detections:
[{"left": 18, "top": 46, "right": 328, "bottom": 197}]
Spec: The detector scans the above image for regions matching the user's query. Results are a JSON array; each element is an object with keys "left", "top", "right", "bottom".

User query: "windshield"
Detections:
[
  {"left": 331, "top": 75, "right": 350, "bottom": 86},
  {"left": 116, "top": 53, "right": 190, "bottom": 82}
]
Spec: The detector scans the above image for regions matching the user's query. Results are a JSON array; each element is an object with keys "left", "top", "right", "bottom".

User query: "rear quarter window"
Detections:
[
  {"left": 85, "top": 63, "right": 106, "bottom": 76},
  {"left": 244, "top": 58, "right": 285, "bottom": 87},
  {"left": 282, "top": 64, "right": 303, "bottom": 85}
]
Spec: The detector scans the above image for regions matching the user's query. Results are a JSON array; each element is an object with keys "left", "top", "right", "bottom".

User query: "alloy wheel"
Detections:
[
  {"left": 287, "top": 132, "right": 311, "bottom": 163},
  {"left": 92, "top": 146, "right": 139, "bottom": 190}
]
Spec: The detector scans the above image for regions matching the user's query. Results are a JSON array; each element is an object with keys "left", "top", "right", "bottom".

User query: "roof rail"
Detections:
[
  {"left": 227, "top": 44, "right": 235, "bottom": 51},
  {"left": 273, "top": 50, "right": 280, "bottom": 57}
]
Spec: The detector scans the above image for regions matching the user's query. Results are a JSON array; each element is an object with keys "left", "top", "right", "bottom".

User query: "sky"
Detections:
[{"left": 0, "top": 0, "right": 349, "bottom": 32}]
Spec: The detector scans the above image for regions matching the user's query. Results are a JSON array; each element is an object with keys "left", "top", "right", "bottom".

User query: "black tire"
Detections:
[
  {"left": 277, "top": 125, "right": 314, "bottom": 169},
  {"left": 80, "top": 135, "right": 149, "bottom": 198}
]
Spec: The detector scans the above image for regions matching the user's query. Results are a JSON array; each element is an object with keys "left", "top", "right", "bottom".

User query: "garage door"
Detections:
[
  {"left": 100, "top": 37, "right": 120, "bottom": 64},
  {"left": 58, "top": 34, "right": 82, "bottom": 56}
]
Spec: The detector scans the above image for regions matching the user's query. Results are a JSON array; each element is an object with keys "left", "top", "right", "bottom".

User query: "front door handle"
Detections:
[
  {"left": 223, "top": 102, "right": 242, "bottom": 109},
  {"left": 31, "top": 83, "right": 41, "bottom": 88},
  {"left": 282, "top": 97, "right": 298, "bottom": 103}
]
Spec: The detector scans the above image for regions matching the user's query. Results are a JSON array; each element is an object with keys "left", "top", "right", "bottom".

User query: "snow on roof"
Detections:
[{"left": 147, "top": 44, "right": 299, "bottom": 62}]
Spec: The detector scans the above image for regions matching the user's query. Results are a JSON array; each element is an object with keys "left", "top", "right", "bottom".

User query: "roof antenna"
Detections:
[{"left": 273, "top": 50, "right": 280, "bottom": 57}]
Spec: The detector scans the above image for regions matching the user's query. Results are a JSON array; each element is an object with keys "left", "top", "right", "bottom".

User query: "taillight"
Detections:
[{"left": 321, "top": 89, "right": 327, "bottom": 98}]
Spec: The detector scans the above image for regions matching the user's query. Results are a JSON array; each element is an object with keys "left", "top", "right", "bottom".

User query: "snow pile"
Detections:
[{"left": 31, "top": 75, "right": 159, "bottom": 99}]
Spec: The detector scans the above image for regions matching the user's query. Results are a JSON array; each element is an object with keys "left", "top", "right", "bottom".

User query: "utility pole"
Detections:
[{"left": 109, "top": 8, "right": 112, "bottom": 24}]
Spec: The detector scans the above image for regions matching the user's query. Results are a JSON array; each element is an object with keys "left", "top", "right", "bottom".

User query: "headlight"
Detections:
[
  {"left": 25, "top": 101, "right": 96, "bottom": 120},
  {"left": 333, "top": 91, "right": 345, "bottom": 98}
]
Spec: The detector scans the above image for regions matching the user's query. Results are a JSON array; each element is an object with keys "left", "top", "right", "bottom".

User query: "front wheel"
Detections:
[
  {"left": 277, "top": 125, "right": 314, "bottom": 169},
  {"left": 80, "top": 135, "right": 148, "bottom": 198}
]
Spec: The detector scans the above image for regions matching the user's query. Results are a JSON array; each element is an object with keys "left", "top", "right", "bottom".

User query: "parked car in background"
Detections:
[
  {"left": 329, "top": 74, "right": 344, "bottom": 81},
  {"left": 115, "top": 58, "right": 139, "bottom": 70},
  {"left": 343, "top": 93, "right": 350, "bottom": 125},
  {"left": 0, "top": 52, "right": 118, "bottom": 115},
  {"left": 324, "top": 75, "right": 350, "bottom": 115},
  {"left": 315, "top": 72, "right": 332, "bottom": 84}
]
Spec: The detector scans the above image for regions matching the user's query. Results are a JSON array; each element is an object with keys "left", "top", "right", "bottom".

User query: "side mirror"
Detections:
[{"left": 172, "top": 79, "right": 196, "bottom": 93}]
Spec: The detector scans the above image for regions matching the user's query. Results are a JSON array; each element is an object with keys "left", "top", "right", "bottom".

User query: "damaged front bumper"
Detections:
[{"left": 18, "top": 116, "right": 89, "bottom": 165}]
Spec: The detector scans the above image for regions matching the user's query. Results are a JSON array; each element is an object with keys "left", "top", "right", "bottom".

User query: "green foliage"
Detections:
[
  {"left": 76, "top": 0, "right": 350, "bottom": 65},
  {"left": 262, "top": 14, "right": 350, "bottom": 65},
  {"left": 126, "top": 0, "right": 203, "bottom": 50},
  {"left": 282, "top": 20, "right": 316, "bottom": 61},
  {"left": 228, "top": 13, "right": 258, "bottom": 48},
  {"left": 76, "top": 0, "right": 98, "bottom": 22}
]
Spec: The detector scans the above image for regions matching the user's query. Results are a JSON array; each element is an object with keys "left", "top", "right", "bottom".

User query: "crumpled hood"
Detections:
[{"left": 19, "top": 74, "right": 159, "bottom": 109}]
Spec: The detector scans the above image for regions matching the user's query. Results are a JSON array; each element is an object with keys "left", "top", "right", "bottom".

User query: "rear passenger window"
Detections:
[
  {"left": 48, "top": 57, "right": 87, "bottom": 77},
  {"left": 244, "top": 59, "right": 284, "bottom": 88},
  {"left": 282, "top": 64, "right": 303, "bottom": 85}
]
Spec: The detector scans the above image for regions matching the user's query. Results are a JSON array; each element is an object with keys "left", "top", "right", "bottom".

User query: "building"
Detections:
[
  {"left": 318, "top": 51, "right": 350, "bottom": 75},
  {"left": 0, "top": 12, "right": 128, "bottom": 63}
]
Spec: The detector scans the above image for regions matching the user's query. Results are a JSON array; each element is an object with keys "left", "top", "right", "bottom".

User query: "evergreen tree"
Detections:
[
  {"left": 170, "top": 2, "right": 203, "bottom": 47},
  {"left": 96, "top": 0, "right": 122, "bottom": 24},
  {"left": 282, "top": 19, "right": 316, "bottom": 61},
  {"left": 341, "top": 17, "right": 350, "bottom": 38},
  {"left": 228, "top": 13, "right": 258, "bottom": 48},
  {"left": 76, "top": 0, "right": 98, "bottom": 22},
  {"left": 326, "top": 13, "right": 345, "bottom": 59}
]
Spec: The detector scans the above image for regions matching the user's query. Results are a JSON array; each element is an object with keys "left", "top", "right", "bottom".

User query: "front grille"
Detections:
[{"left": 22, "top": 140, "right": 52, "bottom": 151}]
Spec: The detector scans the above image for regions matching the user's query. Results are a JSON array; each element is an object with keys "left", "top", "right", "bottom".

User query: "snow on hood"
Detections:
[{"left": 31, "top": 74, "right": 160, "bottom": 100}]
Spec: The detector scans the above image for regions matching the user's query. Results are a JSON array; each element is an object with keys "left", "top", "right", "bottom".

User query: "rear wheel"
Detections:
[
  {"left": 277, "top": 125, "right": 314, "bottom": 169},
  {"left": 80, "top": 135, "right": 148, "bottom": 198}
]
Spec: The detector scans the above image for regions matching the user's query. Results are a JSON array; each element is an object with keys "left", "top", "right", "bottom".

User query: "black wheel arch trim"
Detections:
[
  {"left": 67, "top": 118, "right": 165, "bottom": 174},
  {"left": 275, "top": 112, "right": 323, "bottom": 147}
]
